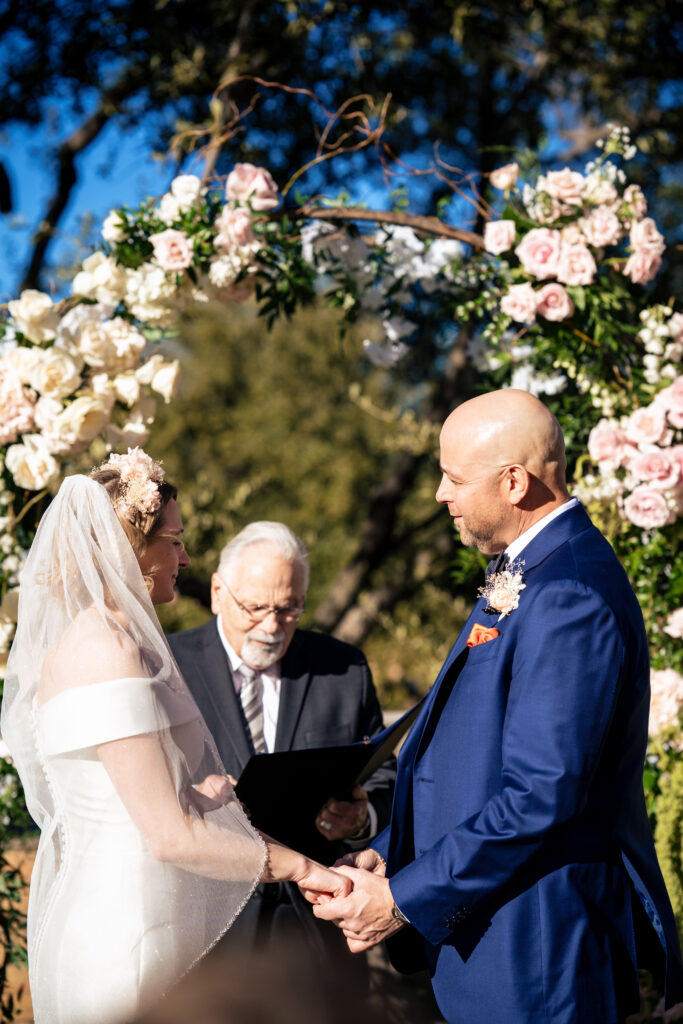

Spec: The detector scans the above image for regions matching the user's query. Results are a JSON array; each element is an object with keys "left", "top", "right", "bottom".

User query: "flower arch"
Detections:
[{"left": 1, "top": 123, "right": 682, "bottom": 943}]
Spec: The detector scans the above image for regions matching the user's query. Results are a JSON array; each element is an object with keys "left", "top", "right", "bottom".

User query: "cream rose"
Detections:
[
  {"left": 171, "top": 174, "right": 204, "bottom": 207},
  {"left": 79, "top": 318, "right": 145, "bottom": 373},
  {"left": 113, "top": 373, "right": 141, "bottom": 407},
  {"left": 5, "top": 434, "right": 59, "bottom": 490},
  {"left": 535, "top": 282, "right": 574, "bottom": 322},
  {"left": 214, "top": 205, "right": 256, "bottom": 251},
  {"left": 500, "top": 283, "right": 537, "bottom": 324},
  {"left": 556, "top": 245, "right": 597, "bottom": 287},
  {"left": 489, "top": 163, "right": 519, "bottom": 190},
  {"left": 664, "top": 608, "right": 683, "bottom": 640},
  {"left": 150, "top": 360, "right": 180, "bottom": 403},
  {"left": 72, "top": 252, "right": 127, "bottom": 305},
  {"left": 44, "top": 396, "right": 109, "bottom": 455},
  {"left": 34, "top": 396, "right": 64, "bottom": 432},
  {"left": 579, "top": 207, "right": 622, "bottom": 248},
  {"left": 515, "top": 228, "right": 562, "bottom": 279},
  {"left": 149, "top": 229, "right": 194, "bottom": 273},
  {"left": 29, "top": 348, "right": 82, "bottom": 400},
  {"left": 583, "top": 171, "right": 618, "bottom": 206},
  {"left": 649, "top": 669, "right": 683, "bottom": 736},
  {"left": 8, "top": 290, "right": 60, "bottom": 344},
  {"left": 102, "top": 211, "right": 126, "bottom": 243},
  {"left": 483, "top": 219, "right": 516, "bottom": 255},
  {"left": 2, "top": 345, "right": 42, "bottom": 383},
  {"left": 225, "top": 163, "right": 279, "bottom": 211},
  {"left": 537, "top": 168, "right": 585, "bottom": 206}
]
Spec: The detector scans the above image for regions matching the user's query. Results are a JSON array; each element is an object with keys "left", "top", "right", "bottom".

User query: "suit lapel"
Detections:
[
  {"left": 198, "top": 622, "right": 253, "bottom": 771},
  {"left": 274, "top": 632, "right": 313, "bottom": 751}
]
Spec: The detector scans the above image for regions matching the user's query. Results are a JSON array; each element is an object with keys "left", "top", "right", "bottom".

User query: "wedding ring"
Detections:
[{"left": 319, "top": 819, "right": 332, "bottom": 831}]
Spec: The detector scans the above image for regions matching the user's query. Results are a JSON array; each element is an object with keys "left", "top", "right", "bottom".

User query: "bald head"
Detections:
[
  {"left": 441, "top": 390, "right": 567, "bottom": 485},
  {"left": 436, "top": 390, "right": 570, "bottom": 555}
]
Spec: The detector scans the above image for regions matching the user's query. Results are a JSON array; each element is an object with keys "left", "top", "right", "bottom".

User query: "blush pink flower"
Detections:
[
  {"left": 623, "top": 249, "right": 662, "bottom": 286},
  {"left": 489, "top": 163, "right": 519, "bottom": 190},
  {"left": 630, "top": 217, "right": 665, "bottom": 254},
  {"left": 630, "top": 447, "right": 682, "bottom": 490},
  {"left": 621, "top": 184, "right": 647, "bottom": 220},
  {"left": 500, "top": 283, "right": 537, "bottom": 324},
  {"left": 149, "top": 229, "right": 194, "bottom": 272},
  {"left": 625, "top": 403, "right": 669, "bottom": 445},
  {"left": 556, "top": 245, "right": 597, "bottom": 286},
  {"left": 515, "top": 228, "right": 562, "bottom": 279},
  {"left": 214, "top": 205, "right": 255, "bottom": 251},
  {"left": 649, "top": 668, "right": 683, "bottom": 736},
  {"left": 623, "top": 485, "right": 676, "bottom": 529},
  {"left": 537, "top": 168, "right": 585, "bottom": 206},
  {"left": 664, "top": 608, "right": 683, "bottom": 640},
  {"left": 654, "top": 377, "right": 683, "bottom": 429},
  {"left": 579, "top": 207, "right": 622, "bottom": 248},
  {"left": 483, "top": 219, "right": 516, "bottom": 255},
  {"left": 588, "top": 418, "right": 627, "bottom": 470},
  {"left": 225, "top": 164, "right": 279, "bottom": 211},
  {"left": 535, "top": 282, "right": 574, "bottom": 321},
  {"left": 0, "top": 367, "right": 36, "bottom": 444}
]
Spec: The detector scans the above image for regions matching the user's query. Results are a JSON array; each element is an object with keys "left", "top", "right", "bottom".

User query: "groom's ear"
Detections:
[{"left": 503, "top": 464, "right": 531, "bottom": 506}]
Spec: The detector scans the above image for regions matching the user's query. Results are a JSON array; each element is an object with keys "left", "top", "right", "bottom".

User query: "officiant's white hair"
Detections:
[{"left": 217, "top": 521, "right": 310, "bottom": 591}]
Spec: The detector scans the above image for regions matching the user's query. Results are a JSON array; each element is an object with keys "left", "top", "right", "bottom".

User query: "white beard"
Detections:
[{"left": 240, "top": 627, "right": 286, "bottom": 669}]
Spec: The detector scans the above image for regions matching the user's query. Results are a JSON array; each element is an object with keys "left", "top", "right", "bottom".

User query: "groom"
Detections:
[{"left": 312, "top": 389, "right": 683, "bottom": 1023}]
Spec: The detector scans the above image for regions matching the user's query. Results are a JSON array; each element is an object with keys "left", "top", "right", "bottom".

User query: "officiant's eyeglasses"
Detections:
[{"left": 222, "top": 581, "right": 305, "bottom": 623}]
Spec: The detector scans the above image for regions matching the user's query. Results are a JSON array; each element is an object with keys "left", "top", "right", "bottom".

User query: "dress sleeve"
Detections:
[{"left": 38, "top": 678, "right": 200, "bottom": 755}]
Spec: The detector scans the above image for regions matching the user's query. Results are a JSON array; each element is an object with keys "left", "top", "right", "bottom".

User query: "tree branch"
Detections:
[{"left": 295, "top": 204, "right": 484, "bottom": 247}]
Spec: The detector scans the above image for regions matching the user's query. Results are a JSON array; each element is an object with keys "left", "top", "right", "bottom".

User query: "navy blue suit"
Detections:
[{"left": 375, "top": 504, "right": 683, "bottom": 1023}]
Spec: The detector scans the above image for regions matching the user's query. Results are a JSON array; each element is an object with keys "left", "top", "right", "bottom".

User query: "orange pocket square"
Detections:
[{"left": 466, "top": 623, "right": 500, "bottom": 647}]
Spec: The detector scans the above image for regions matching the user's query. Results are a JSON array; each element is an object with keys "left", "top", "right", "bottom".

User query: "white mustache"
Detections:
[{"left": 247, "top": 628, "right": 285, "bottom": 646}]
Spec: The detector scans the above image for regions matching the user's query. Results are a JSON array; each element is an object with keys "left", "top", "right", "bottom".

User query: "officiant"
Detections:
[{"left": 168, "top": 521, "right": 396, "bottom": 956}]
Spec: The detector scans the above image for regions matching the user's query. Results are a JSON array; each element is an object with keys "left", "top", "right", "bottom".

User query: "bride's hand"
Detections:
[{"left": 295, "top": 860, "right": 353, "bottom": 904}]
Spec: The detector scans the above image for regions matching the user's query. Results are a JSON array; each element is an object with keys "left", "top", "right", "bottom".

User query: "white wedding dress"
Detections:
[{"left": 2, "top": 477, "right": 266, "bottom": 1024}]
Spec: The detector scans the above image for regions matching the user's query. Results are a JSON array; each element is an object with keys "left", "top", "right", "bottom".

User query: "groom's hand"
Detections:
[
  {"left": 312, "top": 865, "right": 404, "bottom": 952},
  {"left": 334, "top": 848, "right": 386, "bottom": 875}
]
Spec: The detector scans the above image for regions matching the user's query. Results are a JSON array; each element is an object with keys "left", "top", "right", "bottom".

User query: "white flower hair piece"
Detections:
[
  {"left": 478, "top": 559, "right": 526, "bottom": 621},
  {"left": 99, "top": 446, "right": 165, "bottom": 518}
]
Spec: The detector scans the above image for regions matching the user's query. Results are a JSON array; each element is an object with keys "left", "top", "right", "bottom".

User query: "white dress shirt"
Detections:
[{"left": 504, "top": 497, "right": 579, "bottom": 564}]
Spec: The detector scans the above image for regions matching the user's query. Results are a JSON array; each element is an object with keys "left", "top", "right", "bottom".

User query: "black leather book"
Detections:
[{"left": 234, "top": 699, "right": 424, "bottom": 864}]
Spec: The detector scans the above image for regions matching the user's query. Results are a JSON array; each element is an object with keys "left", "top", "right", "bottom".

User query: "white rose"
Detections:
[
  {"left": 489, "top": 163, "right": 519, "bottom": 191},
  {"left": 29, "top": 348, "right": 82, "bottom": 399},
  {"left": 55, "top": 302, "right": 114, "bottom": 355},
  {"left": 2, "top": 345, "right": 43, "bottom": 384},
  {"left": 150, "top": 360, "right": 180, "bottom": 403},
  {"left": 78, "top": 321, "right": 116, "bottom": 369},
  {"left": 7, "top": 290, "right": 60, "bottom": 344},
  {"left": 105, "top": 420, "right": 150, "bottom": 450},
  {"left": 135, "top": 354, "right": 165, "bottom": 385},
  {"left": 34, "top": 396, "right": 64, "bottom": 431},
  {"left": 105, "top": 318, "right": 146, "bottom": 371},
  {"left": 102, "top": 211, "right": 126, "bottom": 243},
  {"left": 45, "top": 396, "right": 109, "bottom": 454},
  {"left": 72, "top": 252, "right": 127, "bottom": 305},
  {"left": 5, "top": 434, "right": 60, "bottom": 490},
  {"left": 171, "top": 174, "right": 204, "bottom": 207},
  {"left": 86, "top": 373, "right": 116, "bottom": 415},
  {"left": 156, "top": 192, "right": 182, "bottom": 226},
  {"left": 113, "top": 373, "right": 141, "bottom": 407}
]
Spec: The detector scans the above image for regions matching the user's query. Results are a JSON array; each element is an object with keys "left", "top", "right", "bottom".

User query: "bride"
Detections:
[{"left": 1, "top": 448, "right": 350, "bottom": 1024}]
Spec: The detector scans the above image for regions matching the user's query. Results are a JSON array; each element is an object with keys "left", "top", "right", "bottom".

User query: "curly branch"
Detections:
[{"left": 294, "top": 204, "right": 484, "bottom": 247}]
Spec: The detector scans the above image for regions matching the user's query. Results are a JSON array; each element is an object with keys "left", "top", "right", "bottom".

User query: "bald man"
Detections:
[{"left": 312, "top": 390, "right": 683, "bottom": 1023}]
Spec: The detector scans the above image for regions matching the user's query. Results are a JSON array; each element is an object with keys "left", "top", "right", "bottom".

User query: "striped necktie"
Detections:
[
  {"left": 239, "top": 666, "right": 267, "bottom": 755},
  {"left": 486, "top": 550, "right": 509, "bottom": 578}
]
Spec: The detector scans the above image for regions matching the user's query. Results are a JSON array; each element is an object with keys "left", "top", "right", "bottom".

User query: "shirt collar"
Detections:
[{"left": 505, "top": 497, "right": 578, "bottom": 564}]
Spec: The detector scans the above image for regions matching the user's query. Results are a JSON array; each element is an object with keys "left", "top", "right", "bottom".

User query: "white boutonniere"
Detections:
[{"left": 478, "top": 559, "right": 526, "bottom": 621}]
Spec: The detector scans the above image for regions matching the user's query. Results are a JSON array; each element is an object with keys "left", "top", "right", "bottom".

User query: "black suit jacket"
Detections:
[{"left": 167, "top": 619, "right": 396, "bottom": 951}]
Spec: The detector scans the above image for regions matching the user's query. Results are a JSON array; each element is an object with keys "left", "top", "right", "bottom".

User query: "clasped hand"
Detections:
[{"left": 300, "top": 848, "right": 405, "bottom": 953}]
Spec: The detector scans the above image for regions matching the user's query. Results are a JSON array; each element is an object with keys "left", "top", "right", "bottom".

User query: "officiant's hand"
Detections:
[
  {"left": 312, "top": 865, "right": 404, "bottom": 952},
  {"left": 334, "top": 848, "right": 386, "bottom": 875},
  {"left": 315, "top": 784, "right": 369, "bottom": 841}
]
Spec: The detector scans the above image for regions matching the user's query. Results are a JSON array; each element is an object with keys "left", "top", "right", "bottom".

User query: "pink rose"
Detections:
[
  {"left": 0, "top": 367, "right": 36, "bottom": 444},
  {"left": 535, "top": 282, "right": 574, "bottom": 321},
  {"left": 579, "top": 207, "right": 622, "bottom": 248},
  {"left": 500, "top": 283, "right": 537, "bottom": 324},
  {"left": 556, "top": 245, "right": 597, "bottom": 286},
  {"left": 588, "top": 418, "right": 627, "bottom": 470},
  {"left": 214, "top": 205, "right": 255, "bottom": 251},
  {"left": 149, "top": 229, "right": 193, "bottom": 272},
  {"left": 623, "top": 249, "right": 662, "bottom": 285},
  {"left": 515, "top": 228, "right": 562, "bottom": 279},
  {"left": 484, "top": 219, "right": 516, "bottom": 255},
  {"left": 654, "top": 377, "right": 683, "bottom": 429},
  {"left": 489, "top": 163, "right": 519, "bottom": 190},
  {"left": 623, "top": 485, "right": 676, "bottom": 529},
  {"left": 537, "top": 168, "right": 585, "bottom": 206},
  {"left": 625, "top": 403, "right": 669, "bottom": 445},
  {"left": 621, "top": 184, "right": 647, "bottom": 220},
  {"left": 225, "top": 163, "right": 279, "bottom": 211},
  {"left": 630, "top": 217, "right": 665, "bottom": 254},
  {"left": 670, "top": 446, "right": 683, "bottom": 477},
  {"left": 630, "top": 447, "right": 682, "bottom": 490}
]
